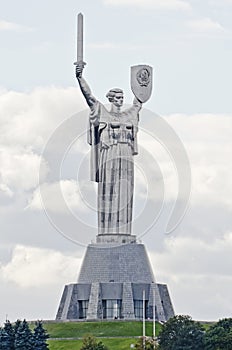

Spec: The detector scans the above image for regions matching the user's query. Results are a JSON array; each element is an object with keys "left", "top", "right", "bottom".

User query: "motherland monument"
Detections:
[{"left": 56, "top": 13, "right": 174, "bottom": 321}]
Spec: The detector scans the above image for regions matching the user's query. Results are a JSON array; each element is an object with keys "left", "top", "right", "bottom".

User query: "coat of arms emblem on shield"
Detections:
[{"left": 131, "top": 65, "right": 153, "bottom": 103}]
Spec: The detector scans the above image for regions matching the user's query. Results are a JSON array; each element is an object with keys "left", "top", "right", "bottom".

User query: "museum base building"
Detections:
[{"left": 56, "top": 234, "right": 174, "bottom": 321}]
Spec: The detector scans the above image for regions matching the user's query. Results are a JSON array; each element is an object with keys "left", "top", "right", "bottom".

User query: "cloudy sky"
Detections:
[{"left": 0, "top": 0, "right": 232, "bottom": 324}]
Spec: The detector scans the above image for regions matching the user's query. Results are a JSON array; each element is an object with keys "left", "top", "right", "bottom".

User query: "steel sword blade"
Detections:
[{"left": 74, "top": 13, "right": 86, "bottom": 66}]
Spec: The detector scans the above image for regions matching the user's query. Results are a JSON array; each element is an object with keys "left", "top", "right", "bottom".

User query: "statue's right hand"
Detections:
[{"left": 75, "top": 62, "right": 85, "bottom": 78}]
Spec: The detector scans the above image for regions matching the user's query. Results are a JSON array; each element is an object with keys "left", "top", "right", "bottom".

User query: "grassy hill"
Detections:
[
  {"left": 48, "top": 338, "right": 139, "bottom": 350},
  {"left": 43, "top": 320, "right": 162, "bottom": 350},
  {"left": 43, "top": 320, "right": 213, "bottom": 349}
]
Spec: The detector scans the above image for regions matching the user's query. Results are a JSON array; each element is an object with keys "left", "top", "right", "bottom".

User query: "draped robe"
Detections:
[{"left": 88, "top": 100, "right": 142, "bottom": 235}]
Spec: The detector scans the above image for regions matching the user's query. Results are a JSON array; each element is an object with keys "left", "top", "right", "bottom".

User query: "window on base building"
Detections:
[
  {"left": 134, "top": 300, "right": 149, "bottom": 319},
  {"left": 102, "top": 299, "right": 122, "bottom": 319},
  {"left": 78, "top": 300, "right": 89, "bottom": 319}
]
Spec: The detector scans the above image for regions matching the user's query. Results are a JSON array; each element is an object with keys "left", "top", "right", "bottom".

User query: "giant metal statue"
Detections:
[
  {"left": 56, "top": 13, "right": 175, "bottom": 323},
  {"left": 75, "top": 13, "right": 152, "bottom": 237}
]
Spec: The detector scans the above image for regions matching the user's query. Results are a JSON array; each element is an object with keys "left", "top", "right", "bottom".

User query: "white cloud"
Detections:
[
  {"left": 136, "top": 112, "right": 232, "bottom": 244},
  {"left": 139, "top": 113, "right": 232, "bottom": 213},
  {"left": 0, "top": 19, "right": 33, "bottom": 32},
  {"left": 0, "top": 86, "right": 86, "bottom": 202},
  {"left": 28, "top": 180, "right": 88, "bottom": 214},
  {"left": 187, "top": 17, "right": 225, "bottom": 33},
  {"left": 150, "top": 233, "right": 232, "bottom": 320},
  {"left": 137, "top": 131, "right": 178, "bottom": 202},
  {"left": 103, "top": 0, "right": 191, "bottom": 11},
  {"left": 0, "top": 147, "right": 48, "bottom": 192},
  {"left": 0, "top": 87, "right": 85, "bottom": 150},
  {"left": 0, "top": 245, "right": 81, "bottom": 288},
  {"left": 152, "top": 233, "right": 232, "bottom": 277},
  {"left": 164, "top": 114, "right": 232, "bottom": 209},
  {"left": 0, "top": 183, "right": 13, "bottom": 198}
]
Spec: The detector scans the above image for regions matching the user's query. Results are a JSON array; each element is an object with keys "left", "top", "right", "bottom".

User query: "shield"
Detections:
[{"left": 131, "top": 65, "right": 153, "bottom": 103}]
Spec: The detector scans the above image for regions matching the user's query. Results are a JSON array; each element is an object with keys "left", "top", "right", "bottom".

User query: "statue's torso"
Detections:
[
  {"left": 100, "top": 112, "right": 135, "bottom": 147},
  {"left": 98, "top": 106, "right": 139, "bottom": 151}
]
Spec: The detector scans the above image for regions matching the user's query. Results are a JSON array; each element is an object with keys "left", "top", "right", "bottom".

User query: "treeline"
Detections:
[
  {"left": 0, "top": 319, "right": 49, "bottom": 350},
  {"left": 64, "top": 315, "right": 232, "bottom": 350},
  {"left": 1, "top": 315, "right": 231, "bottom": 349},
  {"left": 135, "top": 315, "right": 232, "bottom": 350}
]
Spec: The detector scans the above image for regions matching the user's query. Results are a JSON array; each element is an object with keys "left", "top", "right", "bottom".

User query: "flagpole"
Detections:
[
  {"left": 143, "top": 289, "right": 145, "bottom": 349},
  {"left": 153, "top": 284, "right": 156, "bottom": 348}
]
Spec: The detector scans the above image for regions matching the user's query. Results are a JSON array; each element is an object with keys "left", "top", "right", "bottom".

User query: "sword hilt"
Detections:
[{"left": 74, "top": 60, "right": 86, "bottom": 66}]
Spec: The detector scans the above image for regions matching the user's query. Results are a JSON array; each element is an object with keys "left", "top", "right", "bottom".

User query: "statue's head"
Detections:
[{"left": 106, "top": 88, "right": 124, "bottom": 107}]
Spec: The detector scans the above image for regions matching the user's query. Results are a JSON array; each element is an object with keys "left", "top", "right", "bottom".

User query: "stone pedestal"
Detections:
[{"left": 56, "top": 241, "right": 174, "bottom": 321}]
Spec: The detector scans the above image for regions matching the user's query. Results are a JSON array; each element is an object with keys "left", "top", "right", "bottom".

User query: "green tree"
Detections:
[
  {"left": 158, "top": 315, "right": 205, "bottom": 350},
  {"left": 0, "top": 328, "right": 2, "bottom": 350},
  {"left": 0, "top": 328, "right": 13, "bottom": 350},
  {"left": 14, "top": 319, "right": 33, "bottom": 350},
  {"left": 3, "top": 320, "right": 15, "bottom": 350},
  {"left": 204, "top": 318, "right": 232, "bottom": 350},
  {"left": 80, "top": 334, "right": 109, "bottom": 350},
  {"left": 33, "top": 321, "right": 49, "bottom": 350},
  {"left": 13, "top": 320, "right": 21, "bottom": 336}
]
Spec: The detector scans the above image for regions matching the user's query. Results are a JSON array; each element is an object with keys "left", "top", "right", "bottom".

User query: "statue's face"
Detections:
[{"left": 112, "top": 92, "right": 124, "bottom": 107}]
